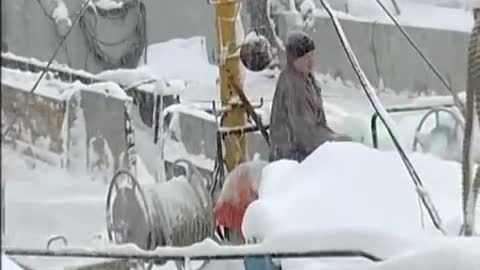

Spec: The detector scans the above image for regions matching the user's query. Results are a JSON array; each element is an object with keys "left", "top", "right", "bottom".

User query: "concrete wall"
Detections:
[
  {"left": 277, "top": 12, "right": 469, "bottom": 95},
  {"left": 1, "top": 0, "right": 217, "bottom": 74}
]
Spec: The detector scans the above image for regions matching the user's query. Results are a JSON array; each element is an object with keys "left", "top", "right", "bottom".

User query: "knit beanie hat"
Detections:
[{"left": 285, "top": 31, "right": 315, "bottom": 59}]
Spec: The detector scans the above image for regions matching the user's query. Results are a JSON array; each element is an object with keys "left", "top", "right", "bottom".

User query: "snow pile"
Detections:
[
  {"left": 1, "top": 67, "right": 131, "bottom": 101},
  {"left": 243, "top": 142, "right": 464, "bottom": 242},
  {"left": 138, "top": 36, "right": 218, "bottom": 93},
  {"left": 1, "top": 67, "right": 77, "bottom": 100},
  {"left": 1, "top": 52, "right": 96, "bottom": 79},
  {"left": 1, "top": 254, "right": 24, "bottom": 270},
  {"left": 2, "top": 147, "right": 109, "bottom": 269},
  {"left": 52, "top": 0, "right": 71, "bottom": 28},
  {"left": 94, "top": 0, "right": 123, "bottom": 10},
  {"left": 96, "top": 67, "right": 157, "bottom": 89}
]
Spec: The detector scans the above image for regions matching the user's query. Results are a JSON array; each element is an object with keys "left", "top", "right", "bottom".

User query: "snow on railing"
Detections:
[{"left": 2, "top": 242, "right": 382, "bottom": 263}]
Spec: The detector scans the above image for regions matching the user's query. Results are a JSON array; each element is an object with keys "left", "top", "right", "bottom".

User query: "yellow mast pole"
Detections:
[{"left": 213, "top": 0, "right": 247, "bottom": 172}]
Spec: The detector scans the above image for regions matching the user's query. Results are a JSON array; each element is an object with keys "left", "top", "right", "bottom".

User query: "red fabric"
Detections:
[{"left": 214, "top": 165, "right": 260, "bottom": 232}]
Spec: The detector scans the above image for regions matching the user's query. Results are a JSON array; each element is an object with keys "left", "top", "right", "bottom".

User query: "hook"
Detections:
[{"left": 46, "top": 235, "right": 69, "bottom": 250}]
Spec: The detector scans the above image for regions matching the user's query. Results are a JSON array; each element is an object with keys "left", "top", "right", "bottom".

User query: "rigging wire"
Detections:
[
  {"left": 1, "top": 0, "right": 92, "bottom": 141},
  {"left": 374, "top": 0, "right": 465, "bottom": 116},
  {"left": 319, "top": 0, "right": 445, "bottom": 234}
]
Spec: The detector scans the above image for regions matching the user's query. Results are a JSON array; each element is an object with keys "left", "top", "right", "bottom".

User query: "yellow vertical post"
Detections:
[{"left": 213, "top": 0, "right": 247, "bottom": 172}]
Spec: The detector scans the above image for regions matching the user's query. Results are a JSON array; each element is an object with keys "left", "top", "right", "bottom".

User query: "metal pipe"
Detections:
[
  {"left": 390, "top": 0, "right": 401, "bottom": 15},
  {"left": 369, "top": 104, "right": 455, "bottom": 149},
  {"left": 3, "top": 247, "right": 382, "bottom": 262},
  {"left": 211, "top": 0, "right": 247, "bottom": 172}
]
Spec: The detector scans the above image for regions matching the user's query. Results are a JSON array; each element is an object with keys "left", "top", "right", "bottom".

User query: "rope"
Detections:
[
  {"left": 140, "top": 161, "right": 214, "bottom": 247},
  {"left": 463, "top": 10, "right": 480, "bottom": 236},
  {"left": 1, "top": 0, "right": 92, "bottom": 141},
  {"left": 319, "top": 0, "right": 445, "bottom": 234},
  {"left": 79, "top": 0, "right": 147, "bottom": 69}
]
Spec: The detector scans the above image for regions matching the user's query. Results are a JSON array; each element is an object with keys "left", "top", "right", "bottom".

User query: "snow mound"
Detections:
[
  {"left": 138, "top": 36, "right": 218, "bottom": 87},
  {"left": 1, "top": 254, "right": 24, "bottom": 270},
  {"left": 95, "top": 0, "right": 123, "bottom": 10},
  {"left": 244, "top": 142, "right": 463, "bottom": 242}
]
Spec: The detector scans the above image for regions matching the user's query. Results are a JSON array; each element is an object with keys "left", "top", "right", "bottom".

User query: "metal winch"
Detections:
[{"left": 106, "top": 159, "right": 215, "bottom": 266}]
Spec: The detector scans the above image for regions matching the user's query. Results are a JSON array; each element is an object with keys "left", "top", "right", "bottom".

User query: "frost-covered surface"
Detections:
[
  {"left": 94, "top": 0, "right": 123, "bottom": 10},
  {"left": 137, "top": 36, "right": 219, "bottom": 98},
  {"left": 3, "top": 31, "right": 477, "bottom": 270},
  {"left": 1, "top": 67, "right": 131, "bottom": 101},
  {"left": 243, "top": 142, "right": 472, "bottom": 241},
  {"left": 160, "top": 104, "right": 216, "bottom": 171},
  {"left": 242, "top": 141, "right": 480, "bottom": 268},
  {"left": 52, "top": 0, "right": 71, "bottom": 27},
  {"left": 1, "top": 147, "right": 110, "bottom": 269},
  {"left": 1, "top": 254, "right": 24, "bottom": 270},
  {"left": 1, "top": 52, "right": 96, "bottom": 79},
  {"left": 312, "top": 0, "right": 474, "bottom": 32}
]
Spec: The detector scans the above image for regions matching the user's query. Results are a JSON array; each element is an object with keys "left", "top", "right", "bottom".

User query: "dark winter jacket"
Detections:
[{"left": 269, "top": 32, "right": 350, "bottom": 162}]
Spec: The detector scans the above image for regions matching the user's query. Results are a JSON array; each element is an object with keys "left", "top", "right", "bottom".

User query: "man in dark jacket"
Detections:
[{"left": 269, "top": 31, "right": 351, "bottom": 162}]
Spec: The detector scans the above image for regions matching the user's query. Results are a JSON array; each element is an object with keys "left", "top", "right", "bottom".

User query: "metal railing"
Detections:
[
  {"left": 370, "top": 104, "right": 455, "bottom": 149},
  {"left": 2, "top": 245, "right": 383, "bottom": 263}
]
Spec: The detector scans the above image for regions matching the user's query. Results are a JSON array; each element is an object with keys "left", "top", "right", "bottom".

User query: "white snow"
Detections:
[
  {"left": 242, "top": 141, "right": 480, "bottom": 269},
  {"left": 1, "top": 67, "right": 131, "bottom": 101},
  {"left": 96, "top": 67, "right": 157, "bottom": 89},
  {"left": 1, "top": 52, "right": 96, "bottom": 80},
  {"left": 1, "top": 147, "right": 110, "bottom": 269},
  {"left": 244, "top": 142, "right": 469, "bottom": 241},
  {"left": 52, "top": 0, "right": 71, "bottom": 27},
  {"left": 138, "top": 36, "right": 218, "bottom": 97},
  {"left": 312, "top": 0, "right": 474, "bottom": 33},
  {"left": 1, "top": 254, "right": 24, "bottom": 270},
  {"left": 94, "top": 0, "right": 124, "bottom": 10},
  {"left": 3, "top": 18, "right": 479, "bottom": 269}
]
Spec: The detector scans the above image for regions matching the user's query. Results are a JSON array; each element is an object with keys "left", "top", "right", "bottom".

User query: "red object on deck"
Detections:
[
  {"left": 213, "top": 161, "right": 265, "bottom": 233},
  {"left": 214, "top": 183, "right": 258, "bottom": 231}
]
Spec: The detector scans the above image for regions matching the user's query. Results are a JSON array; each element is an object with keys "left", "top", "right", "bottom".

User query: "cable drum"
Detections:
[{"left": 106, "top": 159, "right": 215, "bottom": 268}]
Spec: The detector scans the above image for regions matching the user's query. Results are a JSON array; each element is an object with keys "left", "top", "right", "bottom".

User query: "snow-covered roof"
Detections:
[{"left": 1, "top": 254, "right": 25, "bottom": 270}]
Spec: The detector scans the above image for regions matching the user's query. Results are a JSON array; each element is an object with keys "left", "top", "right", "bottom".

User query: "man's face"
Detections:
[{"left": 294, "top": 51, "right": 314, "bottom": 74}]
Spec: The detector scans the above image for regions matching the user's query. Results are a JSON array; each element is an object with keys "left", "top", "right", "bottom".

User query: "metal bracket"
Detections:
[
  {"left": 208, "top": 98, "right": 264, "bottom": 116},
  {"left": 219, "top": 124, "right": 270, "bottom": 137},
  {"left": 207, "top": 0, "right": 238, "bottom": 5},
  {"left": 46, "top": 235, "right": 69, "bottom": 250}
]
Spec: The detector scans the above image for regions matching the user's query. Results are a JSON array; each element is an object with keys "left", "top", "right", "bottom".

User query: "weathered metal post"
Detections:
[{"left": 212, "top": 0, "right": 247, "bottom": 173}]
